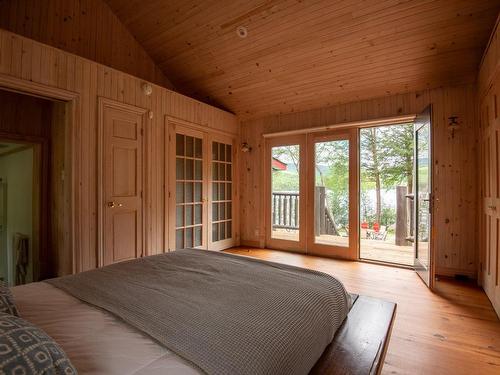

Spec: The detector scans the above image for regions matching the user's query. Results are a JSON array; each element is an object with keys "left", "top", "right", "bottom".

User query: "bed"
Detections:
[{"left": 11, "top": 249, "right": 396, "bottom": 374}]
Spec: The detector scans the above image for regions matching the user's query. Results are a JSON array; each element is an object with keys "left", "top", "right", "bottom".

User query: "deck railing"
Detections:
[
  {"left": 271, "top": 187, "right": 337, "bottom": 235},
  {"left": 272, "top": 191, "right": 299, "bottom": 230}
]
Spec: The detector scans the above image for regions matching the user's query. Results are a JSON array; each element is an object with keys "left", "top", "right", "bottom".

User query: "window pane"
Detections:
[
  {"left": 176, "top": 229, "right": 184, "bottom": 249},
  {"left": 219, "top": 202, "right": 225, "bottom": 220},
  {"left": 212, "top": 203, "right": 218, "bottom": 221},
  {"left": 212, "top": 223, "right": 218, "bottom": 242},
  {"left": 185, "top": 227, "right": 193, "bottom": 248},
  {"left": 176, "top": 206, "right": 184, "bottom": 227},
  {"left": 227, "top": 221, "right": 232, "bottom": 238},
  {"left": 212, "top": 182, "right": 218, "bottom": 201},
  {"left": 176, "top": 134, "right": 184, "bottom": 156},
  {"left": 212, "top": 142, "right": 218, "bottom": 161},
  {"left": 226, "top": 144, "right": 232, "bottom": 162},
  {"left": 194, "top": 226, "right": 202, "bottom": 247},
  {"left": 220, "top": 222, "right": 226, "bottom": 239},
  {"left": 194, "top": 138, "right": 202, "bottom": 158},
  {"left": 271, "top": 145, "right": 300, "bottom": 242},
  {"left": 212, "top": 162, "right": 219, "bottom": 181},
  {"left": 194, "top": 204, "right": 202, "bottom": 225},
  {"left": 186, "top": 159, "right": 194, "bottom": 180},
  {"left": 314, "top": 139, "right": 349, "bottom": 248},
  {"left": 219, "top": 182, "right": 225, "bottom": 200},
  {"left": 176, "top": 158, "right": 184, "bottom": 180},
  {"left": 194, "top": 182, "right": 202, "bottom": 202},
  {"left": 186, "top": 136, "right": 194, "bottom": 157},
  {"left": 185, "top": 182, "right": 193, "bottom": 203},
  {"left": 186, "top": 205, "right": 193, "bottom": 226},
  {"left": 219, "top": 163, "right": 226, "bottom": 181},
  {"left": 176, "top": 183, "right": 184, "bottom": 204},
  {"left": 195, "top": 160, "right": 202, "bottom": 180},
  {"left": 219, "top": 143, "right": 225, "bottom": 162}
]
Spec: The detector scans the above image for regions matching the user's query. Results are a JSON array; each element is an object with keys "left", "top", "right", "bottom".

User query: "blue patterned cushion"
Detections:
[
  {"left": 0, "top": 281, "right": 18, "bottom": 316},
  {"left": 0, "top": 312, "right": 77, "bottom": 374}
]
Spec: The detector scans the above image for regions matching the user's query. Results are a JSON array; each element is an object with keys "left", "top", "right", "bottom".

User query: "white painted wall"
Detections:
[{"left": 0, "top": 147, "right": 33, "bottom": 285}]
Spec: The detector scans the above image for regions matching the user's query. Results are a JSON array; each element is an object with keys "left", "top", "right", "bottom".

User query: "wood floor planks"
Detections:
[{"left": 226, "top": 247, "right": 500, "bottom": 375}]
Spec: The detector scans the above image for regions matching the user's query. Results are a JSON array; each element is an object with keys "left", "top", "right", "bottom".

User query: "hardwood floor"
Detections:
[{"left": 225, "top": 247, "right": 500, "bottom": 375}]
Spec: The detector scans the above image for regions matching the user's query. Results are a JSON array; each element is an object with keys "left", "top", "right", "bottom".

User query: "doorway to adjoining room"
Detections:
[{"left": 0, "top": 142, "right": 34, "bottom": 285}]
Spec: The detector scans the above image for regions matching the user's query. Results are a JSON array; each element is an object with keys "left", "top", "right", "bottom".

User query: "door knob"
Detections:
[{"left": 107, "top": 201, "right": 123, "bottom": 208}]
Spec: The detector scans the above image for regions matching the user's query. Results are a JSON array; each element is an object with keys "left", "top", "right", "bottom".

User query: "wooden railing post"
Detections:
[{"left": 396, "top": 186, "right": 409, "bottom": 246}]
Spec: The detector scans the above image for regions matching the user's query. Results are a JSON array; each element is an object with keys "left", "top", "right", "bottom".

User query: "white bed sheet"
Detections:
[{"left": 12, "top": 282, "right": 201, "bottom": 375}]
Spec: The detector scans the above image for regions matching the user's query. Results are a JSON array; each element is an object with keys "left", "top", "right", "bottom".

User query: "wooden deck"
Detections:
[
  {"left": 272, "top": 230, "right": 415, "bottom": 266},
  {"left": 226, "top": 247, "right": 500, "bottom": 375}
]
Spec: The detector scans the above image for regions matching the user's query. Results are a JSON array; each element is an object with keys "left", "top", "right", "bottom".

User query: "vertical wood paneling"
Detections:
[
  {"left": 0, "top": 28, "right": 238, "bottom": 274},
  {"left": 0, "top": 0, "right": 173, "bottom": 89},
  {"left": 479, "top": 16, "right": 500, "bottom": 317},
  {"left": 240, "top": 84, "right": 479, "bottom": 278}
]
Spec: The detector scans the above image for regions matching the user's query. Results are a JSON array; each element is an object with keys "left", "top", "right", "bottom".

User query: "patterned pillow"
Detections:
[
  {"left": 0, "top": 312, "right": 77, "bottom": 374},
  {"left": 0, "top": 281, "right": 19, "bottom": 316}
]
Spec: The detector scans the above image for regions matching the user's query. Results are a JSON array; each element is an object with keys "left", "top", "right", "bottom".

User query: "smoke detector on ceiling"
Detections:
[{"left": 236, "top": 26, "right": 248, "bottom": 38}]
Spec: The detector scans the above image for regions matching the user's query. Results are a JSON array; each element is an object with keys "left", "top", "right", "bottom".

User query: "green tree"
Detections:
[
  {"left": 360, "top": 128, "right": 383, "bottom": 223},
  {"left": 379, "top": 124, "right": 414, "bottom": 193}
]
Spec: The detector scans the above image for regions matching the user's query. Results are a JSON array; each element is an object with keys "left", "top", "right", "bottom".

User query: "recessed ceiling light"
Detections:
[{"left": 236, "top": 26, "right": 248, "bottom": 38}]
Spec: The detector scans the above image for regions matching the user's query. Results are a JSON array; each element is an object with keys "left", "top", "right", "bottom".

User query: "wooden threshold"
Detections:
[{"left": 311, "top": 295, "right": 396, "bottom": 375}]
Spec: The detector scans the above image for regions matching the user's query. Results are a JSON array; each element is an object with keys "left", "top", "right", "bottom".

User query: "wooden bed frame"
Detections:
[{"left": 311, "top": 296, "right": 397, "bottom": 375}]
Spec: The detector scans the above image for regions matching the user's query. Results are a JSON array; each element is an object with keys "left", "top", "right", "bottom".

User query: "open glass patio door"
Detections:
[
  {"left": 414, "top": 105, "right": 434, "bottom": 288},
  {"left": 306, "top": 129, "right": 358, "bottom": 259}
]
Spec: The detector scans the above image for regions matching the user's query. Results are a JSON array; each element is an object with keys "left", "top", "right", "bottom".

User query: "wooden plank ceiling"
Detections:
[{"left": 105, "top": 0, "right": 500, "bottom": 120}]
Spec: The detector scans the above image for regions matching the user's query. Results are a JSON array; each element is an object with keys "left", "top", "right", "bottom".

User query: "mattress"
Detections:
[{"left": 12, "top": 282, "right": 201, "bottom": 375}]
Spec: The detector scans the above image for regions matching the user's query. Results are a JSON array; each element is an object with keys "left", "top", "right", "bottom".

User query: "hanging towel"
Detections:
[{"left": 14, "top": 233, "right": 29, "bottom": 285}]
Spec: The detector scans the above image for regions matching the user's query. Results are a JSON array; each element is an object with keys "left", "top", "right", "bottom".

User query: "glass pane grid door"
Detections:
[
  {"left": 211, "top": 141, "right": 232, "bottom": 243},
  {"left": 175, "top": 133, "right": 203, "bottom": 249}
]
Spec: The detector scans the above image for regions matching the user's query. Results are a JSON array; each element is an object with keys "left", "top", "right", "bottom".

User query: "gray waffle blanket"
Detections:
[{"left": 46, "top": 249, "right": 351, "bottom": 375}]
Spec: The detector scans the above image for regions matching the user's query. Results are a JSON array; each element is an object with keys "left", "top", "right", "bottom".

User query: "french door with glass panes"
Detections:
[
  {"left": 306, "top": 129, "right": 358, "bottom": 259},
  {"left": 209, "top": 134, "right": 235, "bottom": 250},
  {"left": 265, "top": 135, "right": 307, "bottom": 252},
  {"left": 168, "top": 122, "right": 236, "bottom": 251}
]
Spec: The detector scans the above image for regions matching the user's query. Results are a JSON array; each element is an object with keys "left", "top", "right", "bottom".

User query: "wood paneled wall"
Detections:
[
  {"left": 240, "top": 85, "right": 478, "bottom": 278},
  {"left": 0, "top": 28, "right": 239, "bottom": 275},
  {"left": 0, "top": 0, "right": 173, "bottom": 89},
  {"left": 478, "top": 17, "right": 500, "bottom": 316}
]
